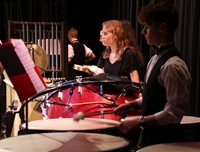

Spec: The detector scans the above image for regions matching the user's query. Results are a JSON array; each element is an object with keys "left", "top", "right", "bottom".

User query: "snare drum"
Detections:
[
  {"left": 46, "top": 81, "right": 140, "bottom": 121},
  {"left": 19, "top": 118, "right": 120, "bottom": 136},
  {"left": 0, "top": 132, "right": 130, "bottom": 152}
]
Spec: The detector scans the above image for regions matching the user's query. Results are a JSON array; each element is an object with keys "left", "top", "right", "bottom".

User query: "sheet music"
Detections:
[{"left": 11, "top": 39, "right": 46, "bottom": 93}]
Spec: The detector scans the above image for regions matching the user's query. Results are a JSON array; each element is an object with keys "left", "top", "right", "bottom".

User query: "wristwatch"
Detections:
[{"left": 139, "top": 116, "right": 146, "bottom": 126}]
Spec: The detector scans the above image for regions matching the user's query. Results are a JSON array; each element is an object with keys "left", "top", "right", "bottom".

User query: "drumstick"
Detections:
[
  {"left": 70, "top": 100, "right": 113, "bottom": 106},
  {"left": 73, "top": 110, "right": 114, "bottom": 121},
  {"left": 49, "top": 100, "right": 114, "bottom": 108}
]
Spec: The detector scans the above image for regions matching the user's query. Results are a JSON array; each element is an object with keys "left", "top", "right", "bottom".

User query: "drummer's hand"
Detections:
[
  {"left": 118, "top": 116, "right": 140, "bottom": 134},
  {"left": 82, "top": 65, "right": 95, "bottom": 75},
  {"left": 83, "top": 65, "right": 104, "bottom": 76},
  {"left": 113, "top": 103, "right": 130, "bottom": 118}
]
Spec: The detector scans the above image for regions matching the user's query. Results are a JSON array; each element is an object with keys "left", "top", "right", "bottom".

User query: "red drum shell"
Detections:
[{"left": 46, "top": 83, "right": 141, "bottom": 121}]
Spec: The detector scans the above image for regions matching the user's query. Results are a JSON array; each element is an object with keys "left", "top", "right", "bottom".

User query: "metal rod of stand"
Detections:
[{"left": 25, "top": 100, "right": 28, "bottom": 134}]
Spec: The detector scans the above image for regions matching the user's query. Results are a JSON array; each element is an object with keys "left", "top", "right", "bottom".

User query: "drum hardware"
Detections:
[
  {"left": 3, "top": 100, "right": 19, "bottom": 137},
  {"left": 57, "top": 81, "right": 63, "bottom": 101},
  {"left": 130, "top": 126, "right": 145, "bottom": 152},
  {"left": 76, "top": 75, "right": 83, "bottom": 96},
  {"left": 44, "top": 77, "right": 66, "bottom": 84},
  {"left": 114, "top": 85, "right": 129, "bottom": 102},
  {"left": 18, "top": 82, "right": 76, "bottom": 133},
  {"left": 41, "top": 107, "right": 48, "bottom": 120},
  {"left": 18, "top": 76, "right": 142, "bottom": 129},
  {"left": 66, "top": 83, "right": 74, "bottom": 109},
  {"left": 83, "top": 84, "right": 116, "bottom": 106}
]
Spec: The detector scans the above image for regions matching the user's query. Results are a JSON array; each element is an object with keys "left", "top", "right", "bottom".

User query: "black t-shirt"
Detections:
[{"left": 97, "top": 48, "right": 140, "bottom": 80}]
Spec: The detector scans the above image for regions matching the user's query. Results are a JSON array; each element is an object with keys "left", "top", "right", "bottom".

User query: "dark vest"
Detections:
[
  {"left": 68, "top": 41, "right": 88, "bottom": 80},
  {"left": 142, "top": 47, "right": 181, "bottom": 115}
]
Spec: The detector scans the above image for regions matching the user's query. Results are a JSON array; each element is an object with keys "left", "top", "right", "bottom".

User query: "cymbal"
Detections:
[{"left": 26, "top": 44, "right": 48, "bottom": 74}]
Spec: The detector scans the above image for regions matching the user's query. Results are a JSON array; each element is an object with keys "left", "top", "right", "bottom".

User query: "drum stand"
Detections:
[
  {"left": 130, "top": 126, "right": 144, "bottom": 152},
  {"left": 3, "top": 100, "right": 18, "bottom": 137}
]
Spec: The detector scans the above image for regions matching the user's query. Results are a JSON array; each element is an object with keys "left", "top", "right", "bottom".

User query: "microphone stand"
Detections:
[
  {"left": 66, "top": 83, "right": 74, "bottom": 108},
  {"left": 83, "top": 84, "right": 116, "bottom": 105}
]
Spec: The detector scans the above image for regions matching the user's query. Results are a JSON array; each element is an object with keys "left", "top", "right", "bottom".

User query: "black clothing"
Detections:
[
  {"left": 97, "top": 48, "right": 140, "bottom": 80},
  {"left": 142, "top": 47, "right": 181, "bottom": 115},
  {"left": 141, "top": 47, "right": 184, "bottom": 147},
  {"left": 68, "top": 41, "right": 90, "bottom": 80},
  {"left": 97, "top": 48, "right": 140, "bottom": 96}
]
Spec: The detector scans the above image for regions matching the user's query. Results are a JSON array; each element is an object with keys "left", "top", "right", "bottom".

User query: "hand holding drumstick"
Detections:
[{"left": 73, "top": 64, "right": 104, "bottom": 76}]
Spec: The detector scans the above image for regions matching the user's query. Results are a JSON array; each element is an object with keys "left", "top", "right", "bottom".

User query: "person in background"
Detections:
[
  {"left": 120, "top": 19, "right": 144, "bottom": 80},
  {"left": 113, "top": 1, "right": 192, "bottom": 149},
  {"left": 85, "top": 19, "right": 144, "bottom": 83},
  {"left": 67, "top": 27, "right": 96, "bottom": 80},
  {"left": 99, "top": 30, "right": 103, "bottom": 43}
]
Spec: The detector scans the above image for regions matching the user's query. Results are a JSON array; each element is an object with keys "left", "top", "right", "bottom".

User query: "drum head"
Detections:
[
  {"left": 0, "top": 132, "right": 130, "bottom": 152},
  {"left": 181, "top": 116, "right": 200, "bottom": 124},
  {"left": 21, "top": 118, "right": 120, "bottom": 131}
]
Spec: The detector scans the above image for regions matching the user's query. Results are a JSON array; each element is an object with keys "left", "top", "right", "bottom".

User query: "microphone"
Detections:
[
  {"left": 76, "top": 76, "right": 82, "bottom": 96},
  {"left": 57, "top": 81, "right": 63, "bottom": 101},
  {"left": 78, "top": 83, "right": 82, "bottom": 96},
  {"left": 70, "top": 83, "right": 74, "bottom": 95},
  {"left": 58, "top": 89, "right": 63, "bottom": 101},
  {"left": 66, "top": 83, "right": 74, "bottom": 108},
  {"left": 73, "top": 110, "right": 114, "bottom": 121}
]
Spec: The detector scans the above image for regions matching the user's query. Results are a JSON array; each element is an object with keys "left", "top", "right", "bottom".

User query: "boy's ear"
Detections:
[{"left": 159, "top": 22, "right": 167, "bottom": 33}]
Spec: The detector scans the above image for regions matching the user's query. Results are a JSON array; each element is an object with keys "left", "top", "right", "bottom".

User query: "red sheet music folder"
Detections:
[{"left": 0, "top": 39, "right": 46, "bottom": 101}]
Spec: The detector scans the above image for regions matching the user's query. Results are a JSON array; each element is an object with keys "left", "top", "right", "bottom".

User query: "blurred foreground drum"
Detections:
[
  {"left": 46, "top": 80, "right": 140, "bottom": 121},
  {"left": 180, "top": 115, "right": 200, "bottom": 141},
  {"left": 0, "top": 132, "right": 130, "bottom": 152},
  {"left": 181, "top": 115, "right": 200, "bottom": 124},
  {"left": 137, "top": 142, "right": 200, "bottom": 152},
  {"left": 19, "top": 118, "right": 121, "bottom": 136},
  {"left": 121, "top": 115, "right": 200, "bottom": 146}
]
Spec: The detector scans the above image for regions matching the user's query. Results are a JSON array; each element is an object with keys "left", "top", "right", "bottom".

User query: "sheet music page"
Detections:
[{"left": 11, "top": 39, "right": 46, "bottom": 93}]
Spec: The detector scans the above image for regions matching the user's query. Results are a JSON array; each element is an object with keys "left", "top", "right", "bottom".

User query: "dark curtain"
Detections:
[
  {"left": 174, "top": 0, "right": 200, "bottom": 116},
  {"left": 0, "top": 0, "right": 200, "bottom": 117}
]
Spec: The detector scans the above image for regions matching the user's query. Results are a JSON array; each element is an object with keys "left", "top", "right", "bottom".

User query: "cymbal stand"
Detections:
[{"left": 27, "top": 42, "right": 35, "bottom": 62}]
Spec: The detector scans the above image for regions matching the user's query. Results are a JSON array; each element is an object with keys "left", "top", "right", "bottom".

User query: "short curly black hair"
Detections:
[{"left": 137, "top": 1, "right": 178, "bottom": 34}]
